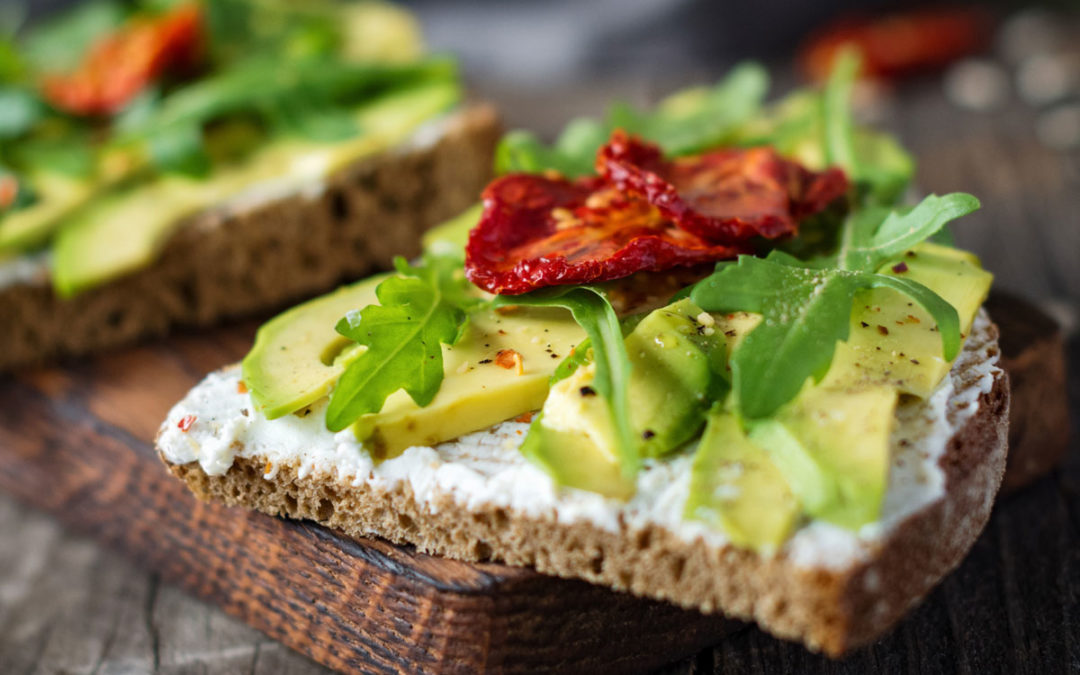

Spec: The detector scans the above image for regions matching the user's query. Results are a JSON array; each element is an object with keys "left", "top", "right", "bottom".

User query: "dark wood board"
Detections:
[{"left": 0, "top": 293, "right": 1070, "bottom": 674}]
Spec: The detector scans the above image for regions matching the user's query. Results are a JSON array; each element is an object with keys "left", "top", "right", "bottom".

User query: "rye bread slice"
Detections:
[
  {"left": 158, "top": 312, "right": 1009, "bottom": 657},
  {"left": 0, "top": 105, "right": 500, "bottom": 372}
]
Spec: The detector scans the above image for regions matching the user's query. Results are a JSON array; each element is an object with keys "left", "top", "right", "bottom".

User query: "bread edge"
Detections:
[
  {"left": 0, "top": 104, "right": 501, "bottom": 371},
  {"left": 161, "top": 322, "right": 1009, "bottom": 657}
]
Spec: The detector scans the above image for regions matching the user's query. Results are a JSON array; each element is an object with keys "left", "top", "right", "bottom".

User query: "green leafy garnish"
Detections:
[
  {"left": 493, "top": 62, "right": 767, "bottom": 176},
  {"left": 609, "top": 61, "right": 769, "bottom": 156},
  {"left": 324, "top": 254, "right": 479, "bottom": 432},
  {"left": 692, "top": 193, "right": 978, "bottom": 420},
  {"left": 493, "top": 287, "right": 638, "bottom": 477},
  {"left": 494, "top": 118, "right": 607, "bottom": 178}
]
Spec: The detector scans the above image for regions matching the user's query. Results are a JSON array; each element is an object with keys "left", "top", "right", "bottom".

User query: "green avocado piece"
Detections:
[
  {"left": 749, "top": 384, "right": 897, "bottom": 529},
  {"left": 822, "top": 242, "right": 993, "bottom": 397},
  {"left": 685, "top": 411, "right": 799, "bottom": 551},
  {"left": 520, "top": 410, "right": 635, "bottom": 500},
  {"left": 526, "top": 298, "right": 728, "bottom": 498},
  {"left": 350, "top": 304, "right": 584, "bottom": 459},
  {"left": 51, "top": 81, "right": 459, "bottom": 297},
  {"left": 0, "top": 172, "right": 93, "bottom": 255},
  {"left": 420, "top": 202, "right": 481, "bottom": 259},
  {"left": 243, "top": 275, "right": 385, "bottom": 419}
]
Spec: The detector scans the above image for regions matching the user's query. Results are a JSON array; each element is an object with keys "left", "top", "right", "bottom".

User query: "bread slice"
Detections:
[
  {"left": 0, "top": 105, "right": 500, "bottom": 371},
  {"left": 157, "top": 311, "right": 1008, "bottom": 656}
]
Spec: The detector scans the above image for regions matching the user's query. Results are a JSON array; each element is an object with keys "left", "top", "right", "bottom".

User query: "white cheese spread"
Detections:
[{"left": 158, "top": 312, "right": 1001, "bottom": 570}]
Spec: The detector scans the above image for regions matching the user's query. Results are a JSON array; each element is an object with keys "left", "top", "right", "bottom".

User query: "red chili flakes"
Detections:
[
  {"left": 177, "top": 414, "right": 197, "bottom": 432},
  {"left": 891, "top": 261, "right": 909, "bottom": 273},
  {"left": 236, "top": 380, "right": 248, "bottom": 394},
  {"left": 514, "top": 411, "right": 535, "bottom": 423},
  {"left": 465, "top": 131, "right": 848, "bottom": 295},
  {"left": 41, "top": 3, "right": 204, "bottom": 116},
  {"left": 495, "top": 349, "right": 524, "bottom": 374},
  {"left": 597, "top": 131, "right": 849, "bottom": 243}
]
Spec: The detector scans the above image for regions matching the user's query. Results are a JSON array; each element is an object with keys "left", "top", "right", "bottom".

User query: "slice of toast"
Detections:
[
  {"left": 157, "top": 311, "right": 1008, "bottom": 656},
  {"left": 0, "top": 105, "right": 500, "bottom": 371}
]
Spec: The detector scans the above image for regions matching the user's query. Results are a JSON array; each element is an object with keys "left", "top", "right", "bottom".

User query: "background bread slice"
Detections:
[
  {"left": 161, "top": 317, "right": 1009, "bottom": 657},
  {"left": 0, "top": 105, "right": 500, "bottom": 372}
]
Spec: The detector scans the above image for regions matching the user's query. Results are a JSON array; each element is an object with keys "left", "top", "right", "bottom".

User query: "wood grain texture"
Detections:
[
  {"left": 0, "top": 323, "right": 738, "bottom": 674},
  {"left": 0, "top": 289, "right": 1069, "bottom": 674}
]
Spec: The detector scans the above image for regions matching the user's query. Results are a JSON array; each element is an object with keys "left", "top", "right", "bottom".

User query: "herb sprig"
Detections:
[
  {"left": 691, "top": 192, "right": 979, "bottom": 420},
  {"left": 493, "top": 287, "right": 638, "bottom": 477},
  {"left": 325, "top": 254, "right": 481, "bottom": 432}
]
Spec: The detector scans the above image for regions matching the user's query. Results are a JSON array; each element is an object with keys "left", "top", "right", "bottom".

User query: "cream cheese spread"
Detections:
[{"left": 158, "top": 312, "right": 1001, "bottom": 570}]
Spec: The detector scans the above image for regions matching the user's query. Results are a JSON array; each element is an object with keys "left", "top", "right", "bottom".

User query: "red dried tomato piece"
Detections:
[
  {"left": 465, "top": 174, "right": 745, "bottom": 295},
  {"left": 41, "top": 3, "right": 204, "bottom": 116},
  {"left": 800, "top": 8, "right": 991, "bottom": 83},
  {"left": 597, "top": 131, "right": 849, "bottom": 243}
]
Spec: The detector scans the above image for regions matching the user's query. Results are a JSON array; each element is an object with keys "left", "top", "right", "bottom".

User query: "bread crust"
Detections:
[
  {"left": 162, "top": 321, "right": 1009, "bottom": 657},
  {"left": 0, "top": 105, "right": 500, "bottom": 371}
]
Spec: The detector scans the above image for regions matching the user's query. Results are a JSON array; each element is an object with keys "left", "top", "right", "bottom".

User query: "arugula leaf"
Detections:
[
  {"left": 609, "top": 61, "right": 769, "bottom": 156},
  {"left": 692, "top": 193, "right": 977, "bottom": 420},
  {"left": 495, "top": 117, "right": 607, "bottom": 178},
  {"left": 147, "top": 123, "right": 211, "bottom": 177},
  {"left": 324, "top": 254, "right": 476, "bottom": 432},
  {"left": 836, "top": 193, "right": 980, "bottom": 272},
  {"left": 822, "top": 48, "right": 860, "bottom": 179},
  {"left": 0, "top": 88, "right": 41, "bottom": 139},
  {"left": 493, "top": 287, "right": 638, "bottom": 477}
]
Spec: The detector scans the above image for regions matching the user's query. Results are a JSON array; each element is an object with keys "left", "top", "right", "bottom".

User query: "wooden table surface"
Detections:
[{"left": 2, "top": 74, "right": 1078, "bottom": 672}]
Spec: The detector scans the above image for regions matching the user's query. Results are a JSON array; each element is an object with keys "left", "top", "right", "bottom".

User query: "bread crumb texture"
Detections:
[
  {"left": 0, "top": 106, "right": 500, "bottom": 371},
  {"left": 164, "top": 320, "right": 1008, "bottom": 656}
]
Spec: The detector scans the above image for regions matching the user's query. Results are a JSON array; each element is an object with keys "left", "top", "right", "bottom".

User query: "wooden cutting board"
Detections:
[{"left": 0, "top": 292, "right": 1066, "bottom": 674}]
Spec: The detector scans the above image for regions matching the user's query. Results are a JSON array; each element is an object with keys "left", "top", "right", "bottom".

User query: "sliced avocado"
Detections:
[
  {"left": 51, "top": 81, "right": 459, "bottom": 297},
  {"left": 822, "top": 242, "right": 993, "bottom": 397},
  {"left": 686, "top": 411, "right": 799, "bottom": 551},
  {"left": 749, "top": 384, "right": 897, "bottom": 529},
  {"left": 521, "top": 410, "right": 635, "bottom": 501},
  {"left": 421, "top": 202, "right": 481, "bottom": 259},
  {"left": 243, "top": 275, "right": 385, "bottom": 419},
  {"left": 0, "top": 172, "right": 93, "bottom": 255},
  {"left": 525, "top": 299, "right": 729, "bottom": 497},
  {"left": 351, "top": 305, "right": 584, "bottom": 458},
  {"left": 622, "top": 299, "right": 728, "bottom": 457}
]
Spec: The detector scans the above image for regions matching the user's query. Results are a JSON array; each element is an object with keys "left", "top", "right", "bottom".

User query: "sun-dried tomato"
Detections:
[
  {"left": 41, "top": 3, "right": 204, "bottom": 116},
  {"left": 799, "top": 8, "right": 991, "bottom": 83},
  {"left": 597, "top": 131, "right": 849, "bottom": 243},
  {"left": 465, "top": 173, "right": 746, "bottom": 295}
]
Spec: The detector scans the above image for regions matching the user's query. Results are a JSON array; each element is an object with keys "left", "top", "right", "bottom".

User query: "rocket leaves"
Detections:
[
  {"left": 692, "top": 193, "right": 978, "bottom": 420},
  {"left": 493, "top": 286, "right": 638, "bottom": 477},
  {"left": 324, "top": 254, "right": 480, "bottom": 432}
]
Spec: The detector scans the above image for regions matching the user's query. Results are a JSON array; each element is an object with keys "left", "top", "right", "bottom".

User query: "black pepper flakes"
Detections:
[
  {"left": 479, "top": 359, "right": 493, "bottom": 364},
  {"left": 642, "top": 429, "right": 656, "bottom": 440},
  {"left": 579, "top": 386, "right": 597, "bottom": 397}
]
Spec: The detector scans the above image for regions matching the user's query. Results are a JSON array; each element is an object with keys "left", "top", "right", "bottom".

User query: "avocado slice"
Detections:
[
  {"left": 351, "top": 305, "right": 584, "bottom": 458},
  {"left": 685, "top": 411, "right": 799, "bottom": 551},
  {"left": 243, "top": 275, "right": 385, "bottom": 419},
  {"left": 822, "top": 242, "right": 993, "bottom": 397},
  {"left": 0, "top": 172, "right": 93, "bottom": 255},
  {"left": 749, "top": 384, "right": 897, "bottom": 529},
  {"left": 51, "top": 81, "right": 459, "bottom": 297},
  {"left": 525, "top": 299, "right": 731, "bottom": 498}
]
